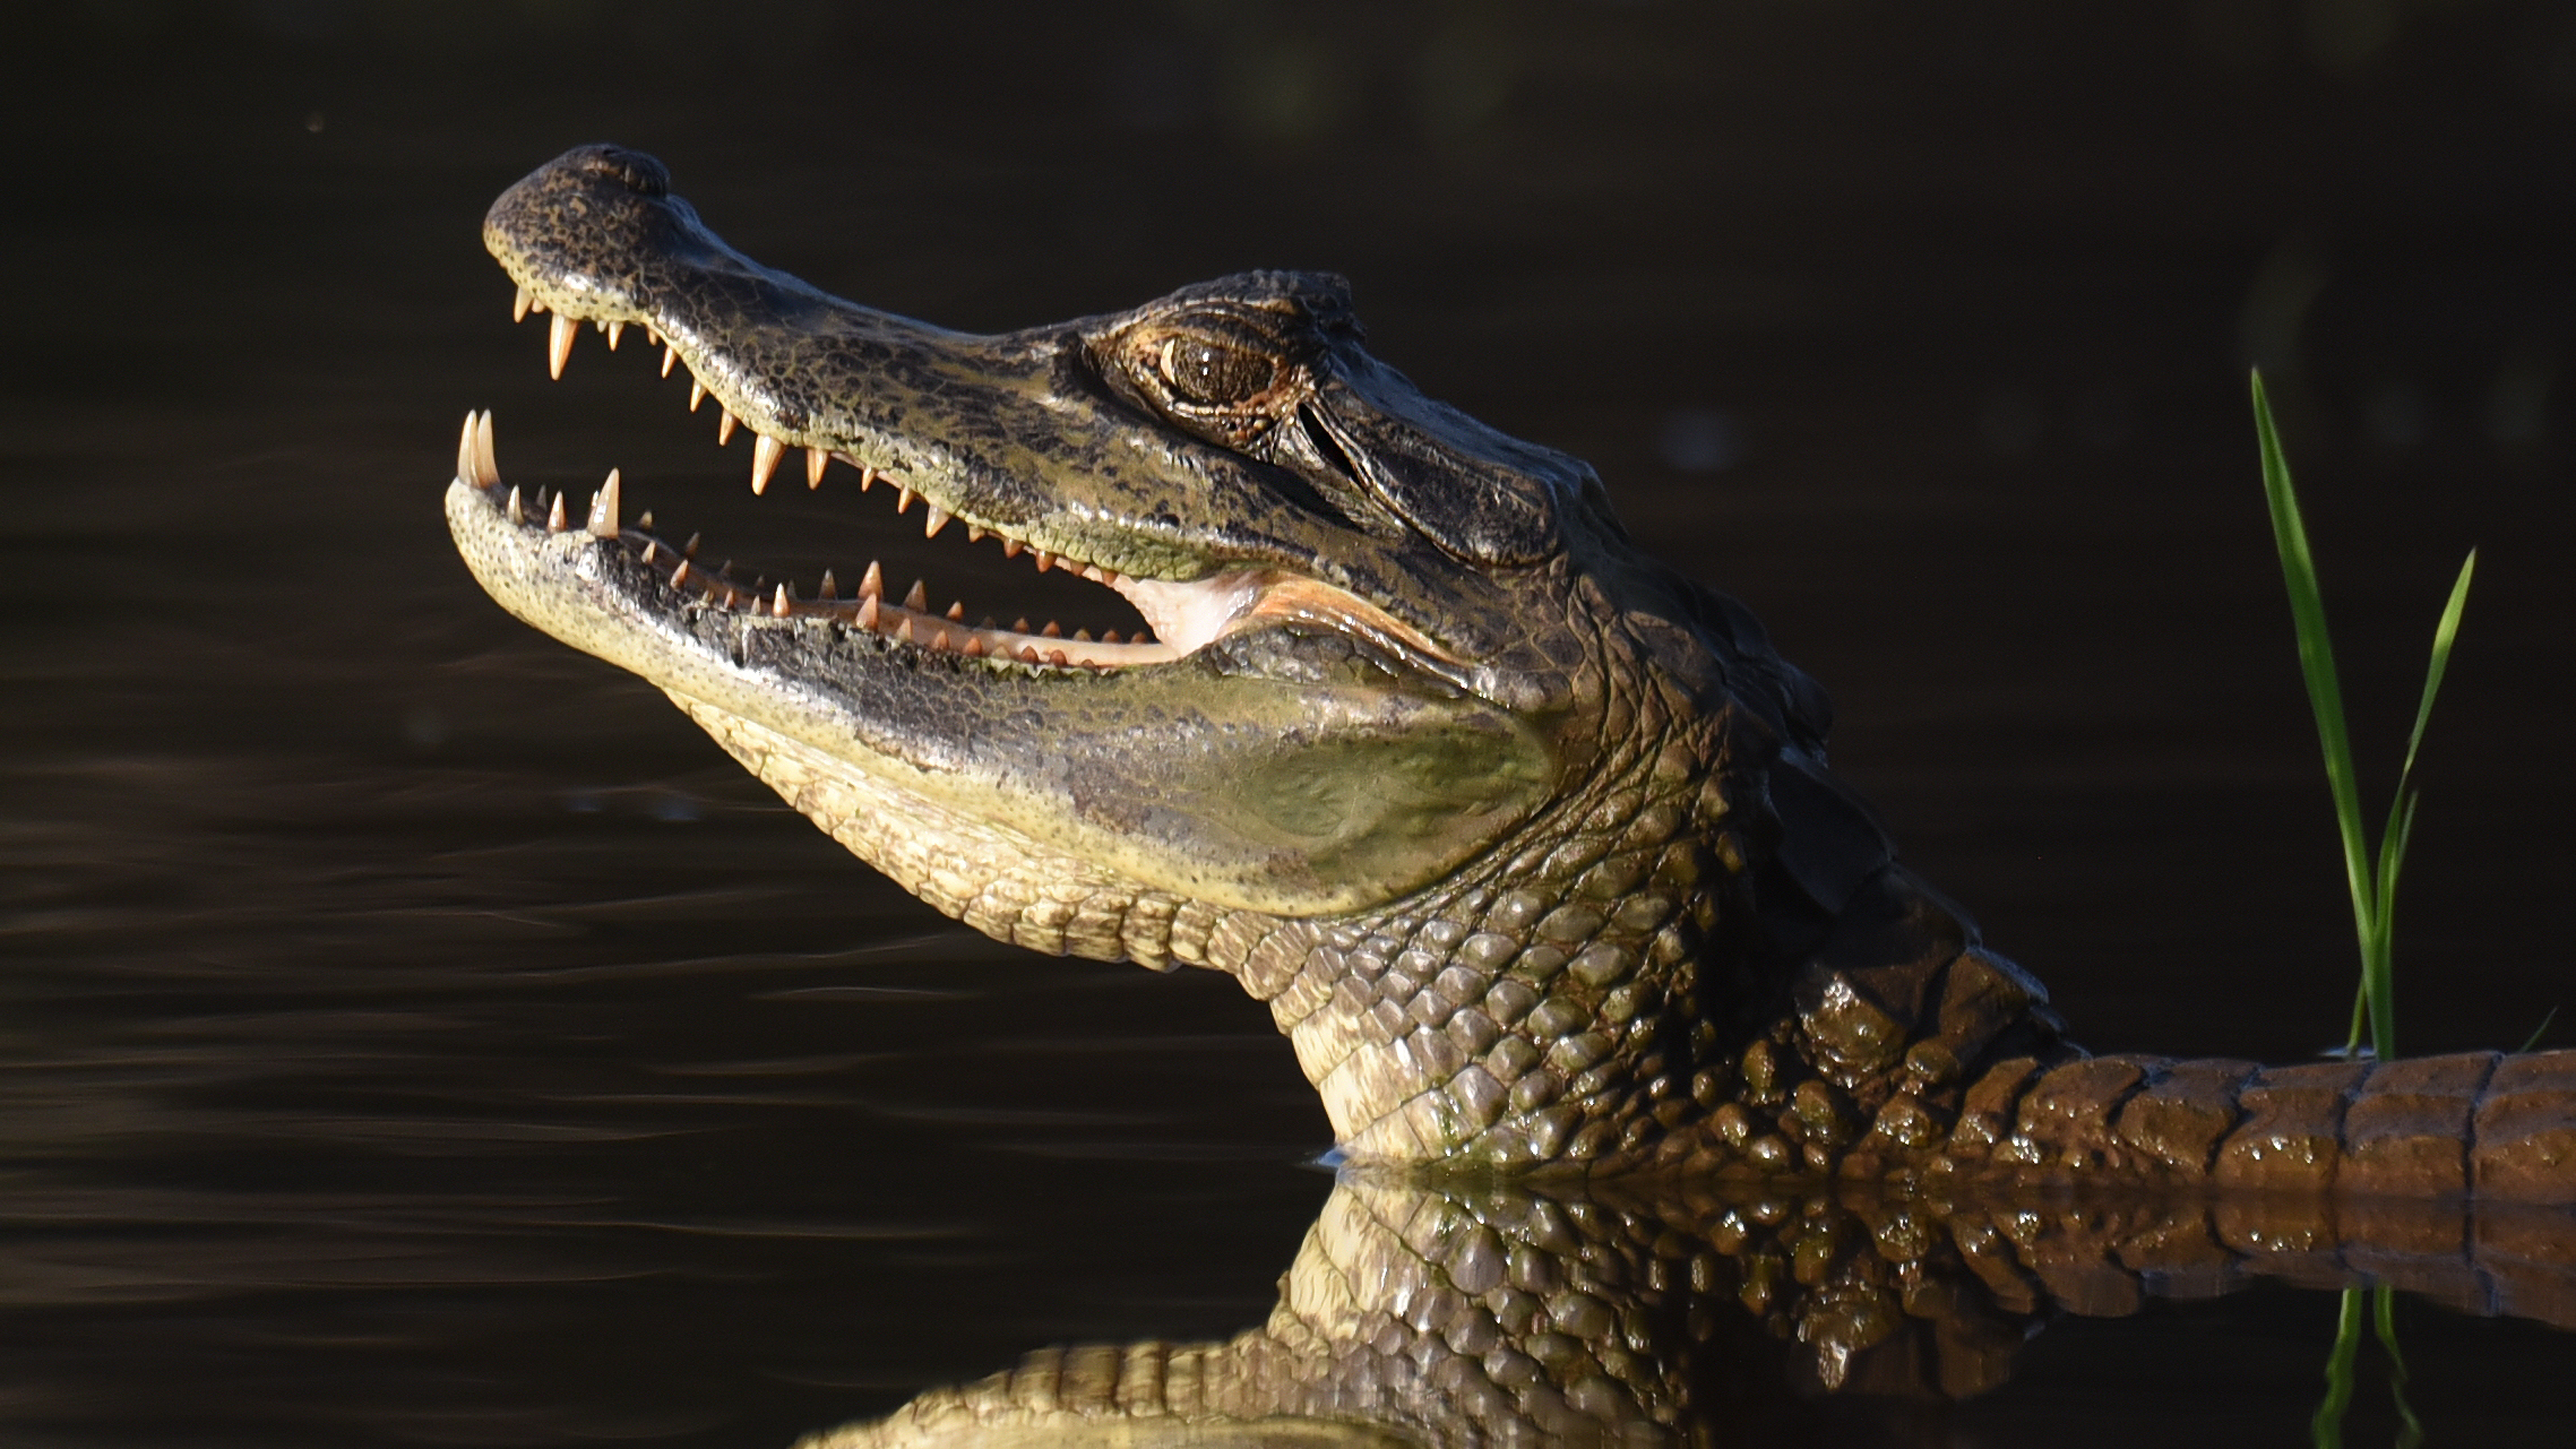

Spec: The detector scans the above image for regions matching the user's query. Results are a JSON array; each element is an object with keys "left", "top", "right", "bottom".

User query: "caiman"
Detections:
[{"left": 448, "top": 147, "right": 2576, "bottom": 1444}]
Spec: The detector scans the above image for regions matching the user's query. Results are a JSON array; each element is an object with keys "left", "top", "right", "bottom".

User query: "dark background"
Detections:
[{"left": 2, "top": 1, "right": 2573, "bottom": 1445}]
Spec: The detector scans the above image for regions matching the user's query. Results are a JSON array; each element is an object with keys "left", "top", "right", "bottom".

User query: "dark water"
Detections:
[{"left": 5, "top": 2, "right": 2575, "bottom": 1444}]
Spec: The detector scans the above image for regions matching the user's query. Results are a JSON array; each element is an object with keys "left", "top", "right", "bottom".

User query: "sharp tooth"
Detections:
[
  {"left": 689, "top": 380, "right": 705, "bottom": 411},
  {"left": 1099, "top": 569, "right": 1120, "bottom": 585},
  {"left": 1040, "top": 621, "right": 1062, "bottom": 638},
  {"left": 902, "top": 579, "right": 926, "bottom": 611},
  {"left": 980, "top": 615, "right": 996, "bottom": 629},
  {"left": 967, "top": 525, "right": 985, "bottom": 543},
  {"left": 642, "top": 539, "right": 658, "bottom": 564},
  {"left": 818, "top": 569, "right": 838, "bottom": 600},
  {"left": 1046, "top": 649, "right": 1069, "bottom": 667},
  {"left": 963, "top": 635, "right": 987, "bottom": 657},
  {"left": 513, "top": 285, "right": 532, "bottom": 323},
  {"left": 772, "top": 584, "right": 791, "bottom": 617},
  {"left": 859, "top": 562, "right": 882, "bottom": 598},
  {"left": 717, "top": 559, "right": 734, "bottom": 578},
  {"left": 454, "top": 411, "right": 475, "bottom": 483},
  {"left": 638, "top": 508, "right": 653, "bottom": 530},
  {"left": 1012, "top": 617, "right": 1030, "bottom": 633},
  {"left": 750, "top": 433, "right": 782, "bottom": 493},
  {"left": 931, "top": 627, "right": 951, "bottom": 651},
  {"left": 923, "top": 504, "right": 949, "bottom": 538},
  {"left": 546, "top": 492, "right": 568, "bottom": 532},
  {"left": 895, "top": 485, "right": 912, "bottom": 514},
  {"left": 646, "top": 327, "right": 660, "bottom": 345},
  {"left": 859, "top": 466, "right": 878, "bottom": 492},
  {"left": 1018, "top": 644, "right": 1040, "bottom": 663},
  {"left": 1081, "top": 564, "right": 1105, "bottom": 582},
  {"left": 1002, "top": 539, "right": 1023, "bottom": 559},
  {"left": 530, "top": 299, "right": 545, "bottom": 314},
  {"left": 722, "top": 587, "right": 739, "bottom": 609},
  {"left": 718, "top": 410, "right": 739, "bottom": 446},
  {"left": 661, "top": 343, "right": 678, "bottom": 378},
  {"left": 1072, "top": 628, "right": 1093, "bottom": 643},
  {"left": 671, "top": 559, "right": 691, "bottom": 586},
  {"left": 683, "top": 531, "right": 701, "bottom": 557},
  {"left": 806, "top": 447, "right": 828, "bottom": 489},
  {"left": 586, "top": 467, "right": 621, "bottom": 537},
  {"left": 945, "top": 601, "right": 965, "bottom": 621},
  {"left": 606, "top": 321, "right": 624, "bottom": 350},
  {"left": 895, "top": 616, "right": 915, "bottom": 644},
  {"left": 547, "top": 312, "right": 575, "bottom": 378},
  {"left": 474, "top": 411, "right": 498, "bottom": 486},
  {"left": 506, "top": 486, "right": 525, "bottom": 525},
  {"left": 1102, "top": 629, "right": 1122, "bottom": 644},
  {"left": 857, "top": 594, "right": 879, "bottom": 629},
  {"left": 1032, "top": 550, "right": 1052, "bottom": 572}
]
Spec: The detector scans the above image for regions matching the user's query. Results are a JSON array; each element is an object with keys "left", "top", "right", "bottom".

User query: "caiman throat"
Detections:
[{"left": 449, "top": 144, "right": 2576, "bottom": 1198}]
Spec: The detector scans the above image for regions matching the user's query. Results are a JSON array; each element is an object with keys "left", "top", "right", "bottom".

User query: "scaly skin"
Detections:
[
  {"left": 448, "top": 145, "right": 2576, "bottom": 1199},
  {"left": 801, "top": 1172, "right": 2576, "bottom": 1446}
]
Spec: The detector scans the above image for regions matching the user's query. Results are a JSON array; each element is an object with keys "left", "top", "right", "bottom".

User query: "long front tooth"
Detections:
[
  {"left": 750, "top": 434, "right": 782, "bottom": 494},
  {"left": 859, "top": 466, "right": 878, "bottom": 493},
  {"left": 586, "top": 468, "right": 621, "bottom": 537},
  {"left": 923, "top": 504, "right": 949, "bottom": 538},
  {"left": 895, "top": 485, "right": 912, "bottom": 514},
  {"left": 546, "top": 492, "right": 568, "bottom": 532},
  {"left": 771, "top": 584, "right": 791, "bottom": 617},
  {"left": 606, "top": 321, "right": 624, "bottom": 350},
  {"left": 474, "top": 411, "right": 498, "bottom": 486},
  {"left": 661, "top": 343, "right": 678, "bottom": 378},
  {"left": 718, "top": 410, "right": 738, "bottom": 446},
  {"left": 689, "top": 380, "right": 705, "bottom": 411},
  {"left": 513, "top": 285, "right": 532, "bottom": 323},
  {"left": 818, "top": 569, "right": 838, "bottom": 600},
  {"left": 902, "top": 579, "right": 926, "bottom": 611},
  {"left": 506, "top": 486, "right": 525, "bottom": 525},
  {"left": 547, "top": 312, "right": 575, "bottom": 378},
  {"left": 857, "top": 594, "right": 879, "bottom": 629},
  {"left": 806, "top": 447, "right": 828, "bottom": 489},
  {"left": 454, "top": 411, "right": 476, "bottom": 483},
  {"left": 859, "top": 561, "right": 883, "bottom": 598}
]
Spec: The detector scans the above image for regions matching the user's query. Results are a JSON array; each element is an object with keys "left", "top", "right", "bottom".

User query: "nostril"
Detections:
[{"left": 566, "top": 144, "right": 669, "bottom": 199}]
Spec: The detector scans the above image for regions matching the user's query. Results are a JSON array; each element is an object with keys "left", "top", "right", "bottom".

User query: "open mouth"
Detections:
[{"left": 451, "top": 294, "right": 1455, "bottom": 676}]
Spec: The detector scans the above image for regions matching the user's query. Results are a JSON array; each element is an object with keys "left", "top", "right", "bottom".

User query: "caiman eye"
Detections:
[{"left": 1157, "top": 336, "right": 1276, "bottom": 407}]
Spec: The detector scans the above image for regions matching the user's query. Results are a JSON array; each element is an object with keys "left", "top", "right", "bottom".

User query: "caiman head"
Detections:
[{"left": 451, "top": 145, "right": 1999, "bottom": 1170}]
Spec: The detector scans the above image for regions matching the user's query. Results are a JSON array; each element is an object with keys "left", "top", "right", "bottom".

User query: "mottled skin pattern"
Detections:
[
  {"left": 802, "top": 1173, "right": 2576, "bottom": 1448},
  {"left": 449, "top": 145, "right": 2576, "bottom": 1441}
]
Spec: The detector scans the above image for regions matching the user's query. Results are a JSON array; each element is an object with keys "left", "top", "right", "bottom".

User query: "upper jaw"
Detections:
[{"left": 480, "top": 146, "right": 1503, "bottom": 675}]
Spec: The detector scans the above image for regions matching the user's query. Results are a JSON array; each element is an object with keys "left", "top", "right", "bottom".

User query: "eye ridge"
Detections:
[{"left": 1157, "top": 335, "right": 1277, "bottom": 408}]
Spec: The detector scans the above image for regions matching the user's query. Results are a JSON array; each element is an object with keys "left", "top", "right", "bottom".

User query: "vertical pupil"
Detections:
[{"left": 1158, "top": 337, "right": 1269, "bottom": 404}]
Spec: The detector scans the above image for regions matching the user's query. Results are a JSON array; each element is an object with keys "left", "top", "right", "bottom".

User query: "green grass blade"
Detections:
[
  {"left": 2312, "top": 1287, "right": 2365, "bottom": 1449},
  {"left": 2398, "top": 551, "right": 2477, "bottom": 790},
  {"left": 2365, "top": 790, "right": 2418, "bottom": 1061},
  {"left": 2252, "top": 373, "right": 2375, "bottom": 982},
  {"left": 2522, "top": 1006, "right": 2559, "bottom": 1054},
  {"left": 2372, "top": 1287, "right": 2424, "bottom": 1447}
]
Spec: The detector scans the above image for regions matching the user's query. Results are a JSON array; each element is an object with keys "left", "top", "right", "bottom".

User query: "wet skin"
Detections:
[
  {"left": 452, "top": 145, "right": 2576, "bottom": 1195},
  {"left": 448, "top": 144, "right": 2576, "bottom": 1446}
]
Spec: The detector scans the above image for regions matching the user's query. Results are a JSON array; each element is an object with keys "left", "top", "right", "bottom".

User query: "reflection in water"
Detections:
[
  {"left": 2314, "top": 1287, "right": 2420, "bottom": 1449},
  {"left": 814, "top": 1173, "right": 2576, "bottom": 1447}
]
